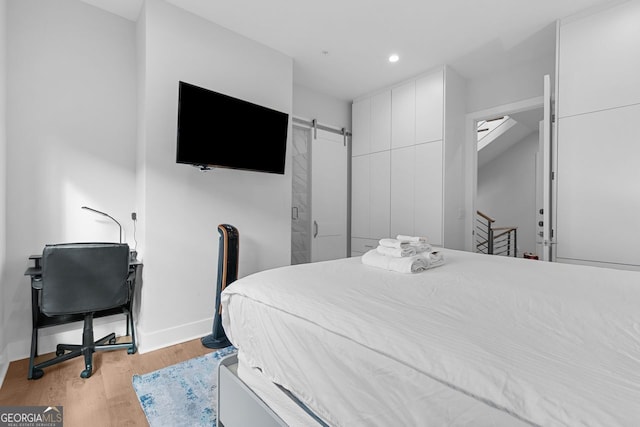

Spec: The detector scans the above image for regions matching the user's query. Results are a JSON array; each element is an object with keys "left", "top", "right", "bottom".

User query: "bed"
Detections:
[{"left": 218, "top": 249, "right": 640, "bottom": 426}]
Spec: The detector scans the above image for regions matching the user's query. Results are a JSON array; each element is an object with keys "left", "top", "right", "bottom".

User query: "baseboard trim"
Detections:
[
  {"left": 6, "top": 316, "right": 215, "bottom": 361},
  {"left": 556, "top": 257, "right": 640, "bottom": 271},
  {"left": 136, "top": 317, "right": 212, "bottom": 354},
  {"left": 7, "top": 317, "right": 128, "bottom": 362}
]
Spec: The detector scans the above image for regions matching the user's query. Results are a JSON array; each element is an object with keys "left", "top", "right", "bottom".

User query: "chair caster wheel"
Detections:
[
  {"left": 56, "top": 349, "right": 64, "bottom": 356},
  {"left": 109, "top": 338, "right": 116, "bottom": 345},
  {"left": 29, "top": 368, "right": 44, "bottom": 380},
  {"left": 80, "top": 368, "right": 92, "bottom": 379},
  {"left": 127, "top": 346, "right": 137, "bottom": 355}
]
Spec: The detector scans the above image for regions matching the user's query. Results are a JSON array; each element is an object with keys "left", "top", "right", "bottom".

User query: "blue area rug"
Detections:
[{"left": 132, "top": 346, "right": 237, "bottom": 427}]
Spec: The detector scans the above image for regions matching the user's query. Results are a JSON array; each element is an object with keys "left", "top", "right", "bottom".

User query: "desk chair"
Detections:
[{"left": 28, "top": 243, "right": 137, "bottom": 380}]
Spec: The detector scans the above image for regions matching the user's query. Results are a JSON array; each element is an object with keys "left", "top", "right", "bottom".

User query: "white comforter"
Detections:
[{"left": 221, "top": 249, "right": 640, "bottom": 426}]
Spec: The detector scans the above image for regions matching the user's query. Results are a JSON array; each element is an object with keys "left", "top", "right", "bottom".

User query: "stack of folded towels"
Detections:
[{"left": 362, "top": 235, "right": 445, "bottom": 274}]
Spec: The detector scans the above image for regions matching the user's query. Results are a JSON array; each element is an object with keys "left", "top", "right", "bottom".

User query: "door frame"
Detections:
[{"left": 463, "top": 96, "right": 545, "bottom": 252}]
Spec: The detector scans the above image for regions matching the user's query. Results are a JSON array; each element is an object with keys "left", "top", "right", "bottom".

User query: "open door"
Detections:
[
  {"left": 311, "top": 129, "right": 348, "bottom": 262},
  {"left": 537, "top": 74, "right": 555, "bottom": 261}
]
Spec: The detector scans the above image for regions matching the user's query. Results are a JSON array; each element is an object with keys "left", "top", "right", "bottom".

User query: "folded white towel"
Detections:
[
  {"left": 397, "top": 235, "right": 428, "bottom": 243},
  {"left": 362, "top": 250, "right": 428, "bottom": 274},
  {"left": 376, "top": 245, "right": 416, "bottom": 258},
  {"left": 378, "top": 238, "right": 410, "bottom": 249},
  {"left": 426, "top": 251, "right": 445, "bottom": 268},
  {"left": 410, "top": 242, "right": 433, "bottom": 253}
]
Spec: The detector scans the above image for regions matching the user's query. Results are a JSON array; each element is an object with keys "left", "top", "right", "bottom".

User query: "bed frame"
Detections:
[
  {"left": 217, "top": 354, "right": 287, "bottom": 427},
  {"left": 218, "top": 354, "right": 332, "bottom": 426}
]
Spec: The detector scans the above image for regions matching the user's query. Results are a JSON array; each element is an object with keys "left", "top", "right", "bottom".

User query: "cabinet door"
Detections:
[
  {"left": 352, "top": 98, "right": 371, "bottom": 156},
  {"left": 390, "top": 146, "right": 415, "bottom": 237},
  {"left": 351, "top": 237, "right": 379, "bottom": 257},
  {"left": 351, "top": 155, "right": 370, "bottom": 238},
  {"left": 370, "top": 90, "right": 392, "bottom": 153},
  {"left": 414, "top": 141, "right": 443, "bottom": 245},
  {"left": 369, "top": 151, "right": 391, "bottom": 239},
  {"left": 558, "top": 1, "right": 640, "bottom": 118},
  {"left": 415, "top": 69, "right": 444, "bottom": 144},
  {"left": 556, "top": 104, "right": 640, "bottom": 266},
  {"left": 391, "top": 81, "right": 415, "bottom": 149}
]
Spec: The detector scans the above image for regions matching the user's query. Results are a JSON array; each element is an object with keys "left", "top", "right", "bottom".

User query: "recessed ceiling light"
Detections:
[{"left": 388, "top": 54, "right": 399, "bottom": 63}]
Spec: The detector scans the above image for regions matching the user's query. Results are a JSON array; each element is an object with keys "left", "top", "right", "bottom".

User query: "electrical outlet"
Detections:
[{"left": 131, "top": 212, "right": 137, "bottom": 221}]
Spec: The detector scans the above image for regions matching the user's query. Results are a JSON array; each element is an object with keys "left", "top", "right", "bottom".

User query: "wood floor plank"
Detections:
[{"left": 0, "top": 338, "right": 214, "bottom": 426}]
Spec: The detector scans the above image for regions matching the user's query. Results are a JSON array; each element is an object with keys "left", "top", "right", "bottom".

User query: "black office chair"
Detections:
[{"left": 28, "top": 243, "right": 137, "bottom": 380}]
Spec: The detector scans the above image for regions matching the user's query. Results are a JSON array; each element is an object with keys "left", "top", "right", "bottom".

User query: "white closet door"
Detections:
[
  {"left": 369, "top": 151, "right": 391, "bottom": 239},
  {"left": 556, "top": 103, "right": 640, "bottom": 266},
  {"left": 414, "top": 142, "right": 443, "bottom": 245},
  {"left": 352, "top": 98, "right": 371, "bottom": 156},
  {"left": 390, "top": 146, "right": 415, "bottom": 237},
  {"left": 370, "top": 90, "right": 392, "bottom": 153},
  {"left": 415, "top": 69, "right": 444, "bottom": 144},
  {"left": 311, "top": 129, "right": 348, "bottom": 262},
  {"left": 391, "top": 81, "right": 415, "bottom": 149},
  {"left": 558, "top": 0, "right": 640, "bottom": 118},
  {"left": 351, "top": 155, "right": 370, "bottom": 239}
]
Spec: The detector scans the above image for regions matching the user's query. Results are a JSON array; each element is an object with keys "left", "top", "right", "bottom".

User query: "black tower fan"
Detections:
[{"left": 201, "top": 224, "right": 239, "bottom": 349}]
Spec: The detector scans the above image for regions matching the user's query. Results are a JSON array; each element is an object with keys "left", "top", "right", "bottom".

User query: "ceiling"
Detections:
[
  {"left": 478, "top": 107, "right": 543, "bottom": 168},
  {"left": 509, "top": 109, "right": 544, "bottom": 133},
  {"left": 80, "top": 0, "right": 617, "bottom": 101}
]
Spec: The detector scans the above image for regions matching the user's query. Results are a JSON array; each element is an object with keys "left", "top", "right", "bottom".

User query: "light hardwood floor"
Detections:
[{"left": 0, "top": 338, "right": 215, "bottom": 426}]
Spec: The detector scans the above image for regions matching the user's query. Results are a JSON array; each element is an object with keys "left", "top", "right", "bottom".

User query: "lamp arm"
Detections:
[
  {"left": 104, "top": 213, "right": 123, "bottom": 244},
  {"left": 81, "top": 206, "right": 123, "bottom": 243}
]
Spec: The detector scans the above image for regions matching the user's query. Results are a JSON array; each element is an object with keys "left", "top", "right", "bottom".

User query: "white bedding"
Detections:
[{"left": 221, "top": 249, "right": 640, "bottom": 426}]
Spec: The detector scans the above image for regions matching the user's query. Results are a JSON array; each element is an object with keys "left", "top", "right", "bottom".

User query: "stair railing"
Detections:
[
  {"left": 475, "top": 211, "right": 495, "bottom": 255},
  {"left": 491, "top": 226, "right": 518, "bottom": 257},
  {"left": 475, "top": 211, "right": 518, "bottom": 257}
]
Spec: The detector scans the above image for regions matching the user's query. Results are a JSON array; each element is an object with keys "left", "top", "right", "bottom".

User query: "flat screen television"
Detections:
[{"left": 176, "top": 81, "right": 289, "bottom": 174}]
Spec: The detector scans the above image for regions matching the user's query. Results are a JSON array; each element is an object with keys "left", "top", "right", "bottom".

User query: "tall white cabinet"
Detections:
[
  {"left": 556, "top": 0, "right": 640, "bottom": 268},
  {"left": 351, "top": 66, "right": 466, "bottom": 256}
]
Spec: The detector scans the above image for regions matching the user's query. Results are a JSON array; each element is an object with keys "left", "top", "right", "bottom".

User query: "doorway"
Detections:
[
  {"left": 476, "top": 109, "right": 542, "bottom": 257},
  {"left": 291, "top": 125, "right": 312, "bottom": 265},
  {"left": 465, "top": 78, "right": 553, "bottom": 260},
  {"left": 291, "top": 123, "right": 348, "bottom": 264}
]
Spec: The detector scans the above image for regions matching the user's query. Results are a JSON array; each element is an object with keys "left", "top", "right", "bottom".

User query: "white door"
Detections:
[
  {"left": 537, "top": 74, "right": 554, "bottom": 261},
  {"left": 311, "top": 129, "right": 348, "bottom": 262}
]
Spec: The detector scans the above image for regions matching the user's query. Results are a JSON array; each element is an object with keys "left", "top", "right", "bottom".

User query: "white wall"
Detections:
[
  {"left": 137, "top": 0, "right": 293, "bottom": 352},
  {"left": 477, "top": 132, "right": 539, "bottom": 255},
  {"left": 465, "top": 54, "right": 555, "bottom": 113},
  {"left": 0, "top": 0, "right": 8, "bottom": 384},
  {"left": 5, "top": 0, "right": 137, "bottom": 359},
  {"left": 293, "top": 84, "right": 351, "bottom": 129}
]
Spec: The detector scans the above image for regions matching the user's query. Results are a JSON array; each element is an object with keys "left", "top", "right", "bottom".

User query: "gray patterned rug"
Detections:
[{"left": 132, "top": 346, "right": 237, "bottom": 426}]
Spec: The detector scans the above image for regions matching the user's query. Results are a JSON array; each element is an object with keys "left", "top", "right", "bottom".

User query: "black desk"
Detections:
[{"left": 24, "top": 254, "right": 142, "bottom": 346}]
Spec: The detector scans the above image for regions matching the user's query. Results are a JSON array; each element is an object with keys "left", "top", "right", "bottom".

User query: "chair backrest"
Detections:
[{"left": 41, "top": 243, "right": 130, "bottom": 316}]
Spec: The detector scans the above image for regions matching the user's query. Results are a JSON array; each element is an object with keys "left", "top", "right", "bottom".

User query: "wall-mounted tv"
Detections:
[{"left": 176, "top": 81, "right": 289, "bottom": 174}]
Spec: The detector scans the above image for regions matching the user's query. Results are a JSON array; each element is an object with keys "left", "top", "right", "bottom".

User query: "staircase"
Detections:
[{"left": 475, "top": 211, "right": 518, "bottom": 257}]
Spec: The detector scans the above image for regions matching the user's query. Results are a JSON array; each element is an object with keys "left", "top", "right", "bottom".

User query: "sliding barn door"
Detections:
[{"left": 311, "top": 129, "right": 348, "bottom": 262}]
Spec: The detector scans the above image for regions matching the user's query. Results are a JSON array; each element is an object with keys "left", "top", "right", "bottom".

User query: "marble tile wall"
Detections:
[{"left": 291, "top": 126, "right": 311, "bottom": 265}]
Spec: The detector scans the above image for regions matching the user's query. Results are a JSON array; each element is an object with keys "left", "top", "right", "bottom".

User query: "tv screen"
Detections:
[{"left": 176, "top": 81, "right": 289, "bottom": 174}]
